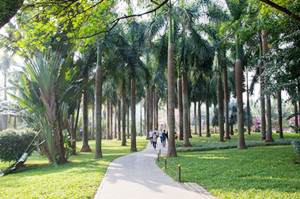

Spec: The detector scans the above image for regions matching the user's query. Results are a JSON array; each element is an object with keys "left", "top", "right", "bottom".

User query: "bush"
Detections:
[
  {"left": 291, "top": 139, "right": 300, "bottom": 157},
  {"left": 0, "top": 129, "right": 37, "bottom": 162}
]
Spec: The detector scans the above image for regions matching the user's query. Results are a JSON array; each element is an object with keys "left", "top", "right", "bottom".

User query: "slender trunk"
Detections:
[
  {"left": 71, "top": 101, "right": 80, "bottom": 155},
  {"left": 130, "top": 78, "right": 137, "bottom": 152},
  {"left": 259, "top": 42, "right": 266, "bottom": 140},
  {"left": 217, "top": 75, "right": 224, "bottom": 142},
  {"left": 206, "top": 98, "right": 210, "bottom": 137},
  {"left": 146, "top": 89, "right": 150, "bottom": 138},
  {"left": 235, "top": 59, "right": 246, "bottom": 149},
  {"left": 177, "top": 77, "right": 183, "bottom": 140},
  {"left": 246, "top": 71, "right": 251, "bottom": 135},
  {"left": 81, "top": 90, "right": 91, "bottom": 152},
  {"left": 149, "top": 88, "right": 153, "bottom": 132},
  {"left": 154, "top": 90, "right": 159, "bottom": 130},
  {"left": 106, "top": 100, "right": 111, "bottom": 139},
  {"left": 188, "top": 96, "right": 192, "bottom": 138},
  {"left": 2, "top": 71, "right": 8, "bottom": 130},
  {"left": 194, "top": 102, "right": 197, "bottom": 135},
  {"left": 121, "top": 95, "right": 126, "bottom": 146},
  {"left": 140, "top": 101, "right": 142, "bottom": 136},
  {"left": 223, "top": 54, "right": 230, "bottom": 140},
  {"left": 118, "top": 99, "right": 121, "bottom": 140},
  {"left": 91, "top": 103, "right": 95, "bottom": 140},
  {"left": 198, "top": 101, "right": 202, "bottom": 137},
  {"left": 144, "top": 100, "right": 147, "bottom": 136},
  {"left": 127, "top": 104, "right": 130, "bottom": 138},
  {"left": 277, "top": 92, "right": 283, "bottom": 138},
  {"left": 13, "top": 117, "right": 17, "bottom": 129},
  {"left": 114, "top": 106, "right": 117, "bottom": 139},
  {"left": 167, "top": 4, "right": 177, "bottom": 157},
  {"left": 182, "top": 73, "right": 192, "bottom": 147},
  {"left": 111, "top": 104, "right": 113, "bottom": 139},
  {"left": 294, "top": 103, "right": 299, "bottom": 133},
  {"left": 262, "top": 29, "right": 273, "bottom": 142},
  {"left": 265, "top": 96, "right": 274, "bottom": 141}
]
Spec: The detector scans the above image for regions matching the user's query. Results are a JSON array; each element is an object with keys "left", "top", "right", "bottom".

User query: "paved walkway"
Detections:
[{"left": 94, "top": 141, "right": 216, "bottom": 199}]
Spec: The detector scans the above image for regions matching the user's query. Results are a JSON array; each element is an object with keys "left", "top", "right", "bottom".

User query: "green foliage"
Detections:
[
  {"left": 0, "top": 129, "right": 36, "bottom": 162},
  {"left": 291, "top": 139, "right": 300, "bottom": 157},
  {"left": 0, "top": 138, "right": 148, "bottom": 199},
  {"left": 158, "top": 145, "right": 300, "bottom": 199}
]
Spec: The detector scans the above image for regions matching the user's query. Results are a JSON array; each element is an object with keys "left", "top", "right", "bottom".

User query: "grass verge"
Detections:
[
  {"left": 157, "top": 133, "right": 300, "bottom": 199},
  {"left": 176, "top": 132, "right": 300, "bottom": 152},
  {"left": 0, "top": 137, "right": 148, "bottom": 199}
]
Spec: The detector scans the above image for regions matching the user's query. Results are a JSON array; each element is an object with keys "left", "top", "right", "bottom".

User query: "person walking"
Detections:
[
  {"left": 152, "top": 132, "right": 158, "bottom": 149},
  {"left": 161, "top": 131, "right": 166, "bottom": 147}
]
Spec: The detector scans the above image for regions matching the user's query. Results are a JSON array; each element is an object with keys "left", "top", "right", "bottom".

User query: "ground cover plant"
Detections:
[
  {"left": 158, "top": 133, "right": 300, "bottom": 199},
  {"left": 0, "top": 137, "right": 148, "bottom": 199},
  {"left": 176, "top": 133, "right": 300, "bottom": 152}
]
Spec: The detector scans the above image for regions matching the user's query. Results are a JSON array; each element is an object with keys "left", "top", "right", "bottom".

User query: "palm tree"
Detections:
[
  {"left": 94, "top": 42, "right": 103, "bottom": 158},
  {"left": 167, "top": 1, "right": 177, "bottom": 157},
  {"left": 76, "top": 48, "right": 97, "bottom": 152},
  {"left": 261, "top": 29, "right": 274, "bottom": 142}
]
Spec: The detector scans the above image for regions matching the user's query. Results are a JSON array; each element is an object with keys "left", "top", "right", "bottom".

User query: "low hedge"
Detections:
[{"left": 0, "top": 129, "right": 37, "bottom": 162}]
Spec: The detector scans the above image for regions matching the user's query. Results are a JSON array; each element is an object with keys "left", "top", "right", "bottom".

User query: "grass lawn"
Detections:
[
  {"left": 0, "top": 137, "right": 148, "bottom": 199},
  {"left": 176, "top": 132, "right": 300, "bottom": 152},
  {"left": 158, "top": 133, "right": 300, "bottom": 199}
]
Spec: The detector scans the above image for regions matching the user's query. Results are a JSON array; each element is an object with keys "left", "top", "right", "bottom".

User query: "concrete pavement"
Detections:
[{"left": 94, "top": 140, "right": 216, "bottom": 199}]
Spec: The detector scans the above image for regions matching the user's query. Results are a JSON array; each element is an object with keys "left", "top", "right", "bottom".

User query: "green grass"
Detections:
[
  {"left": 176, "top": 132, "right": 300, "bottom": 152},
  {"left": 157, "top": 133, "right": 300, "bottom": 199},
  {"left": 0, "top": 137, "right": 148, "bottom": 199}
]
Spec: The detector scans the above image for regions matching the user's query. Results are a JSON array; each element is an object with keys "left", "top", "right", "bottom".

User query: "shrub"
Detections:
[
  {"left": 0, "top": 129, "right": 37, "bottom": 162},
  {"left": 291, "top": 139, "right": 300, "bottom": 157}
]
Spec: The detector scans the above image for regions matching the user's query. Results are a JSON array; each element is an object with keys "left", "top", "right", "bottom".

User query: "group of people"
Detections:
[{"left": 149, "top": 130, "right": 168, "bottom": 149}]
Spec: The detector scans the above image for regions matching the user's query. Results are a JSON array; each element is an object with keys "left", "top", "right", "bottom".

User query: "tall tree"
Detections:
[
  {"left": 262, "top": 29, "right": 274, "bottom": 142},
  {"left": 94, "top": 43, "right": 103, "bottom": 158},
  {"left": 167, "top": 1, "right": 177, "bottom": 157}
]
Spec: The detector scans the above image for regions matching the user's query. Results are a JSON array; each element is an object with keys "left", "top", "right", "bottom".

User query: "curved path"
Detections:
[{"left": 94, "top": 141, "right": 215, "bottom": 199}]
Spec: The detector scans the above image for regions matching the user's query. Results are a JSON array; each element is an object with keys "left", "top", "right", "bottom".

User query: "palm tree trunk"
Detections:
[
  {"left": 154, "top": 90, "right": 159, "bottom": 130},
  {"left": 198, "top": 101, "right": 202, "bottom": 137},
  {"left": 146, "top": 88, "right": 150, "bottom": 139},
  {"left": 167, "top": 2, "right": 177, "bottom": 157},
  {"left": 294, "top": 103, "right": 299, "bottom": 133},
  {"left": 217, "top": 75, "right": 224, "bottom": 142},
  {"left": 246, "top": 70, "right": 251, "bottom": 135},
  {"left": 206, "top": 98, "right": 210, "bottom": 137},
  {"left": 106, "top": 100, "right": 111, "bottom": 139},
  {"left": 235, "top": 58, "right": 246, "bottom": 149},
  {"left": 91, "top": 103, "right": 95, "bottom": 140},
  {"left": 71, "top": 101, "right": 80, "bottom": 155},
  {"left": 177, "top": 77, "right": 183, "bottom": 140},
  {"left": 81, "top": 90, "right": 92, "bottom": 152},
  {"left": 182, "top": 73, "right": 192, "bottom": 147},
  {"left": 149, "top": 88, "right": 153, "bottom": 132},
  {"left": 118, "top": 99, "right": 121, "bottom": 140},
  {"left": 259, "top": 41, "right": 266, "bottom": 140},
  {"left": 223, "top": 53, "right": 230, "bottom": 140},
  {"left": 194, "top": 102, "right": 197, "bottom": 135},
  {"left": 122, "top": 94, "right": 127, "bottom": 146},
  {"left": 131, "top": 78, "right": 137, "bottom": 152},
  {"left": 262, "top": 29, "right": 273, "bottom": 142},
  {"left": 277, "top": 92, "right": 283, "bottom": 138},
  {"left": 111, "top": 104, "right": 113, "bottom": 139},
  {"left": 127, "top": 104, "right": 129, "bottom": 138},
  {"left": 140, "top": 101, "right": 143, "bottom": 136},
  {"left": 144, "top": 100, "right": 147, "bottom": 136},
  {"left": 114, "top": 106, "right": 117, "bottom": 139},
  {"left": 188, "top": 96, "right": 192, "bottom": 138},
  {"left": 2, "top": 70, "right": 8, "bottom": 130}
]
